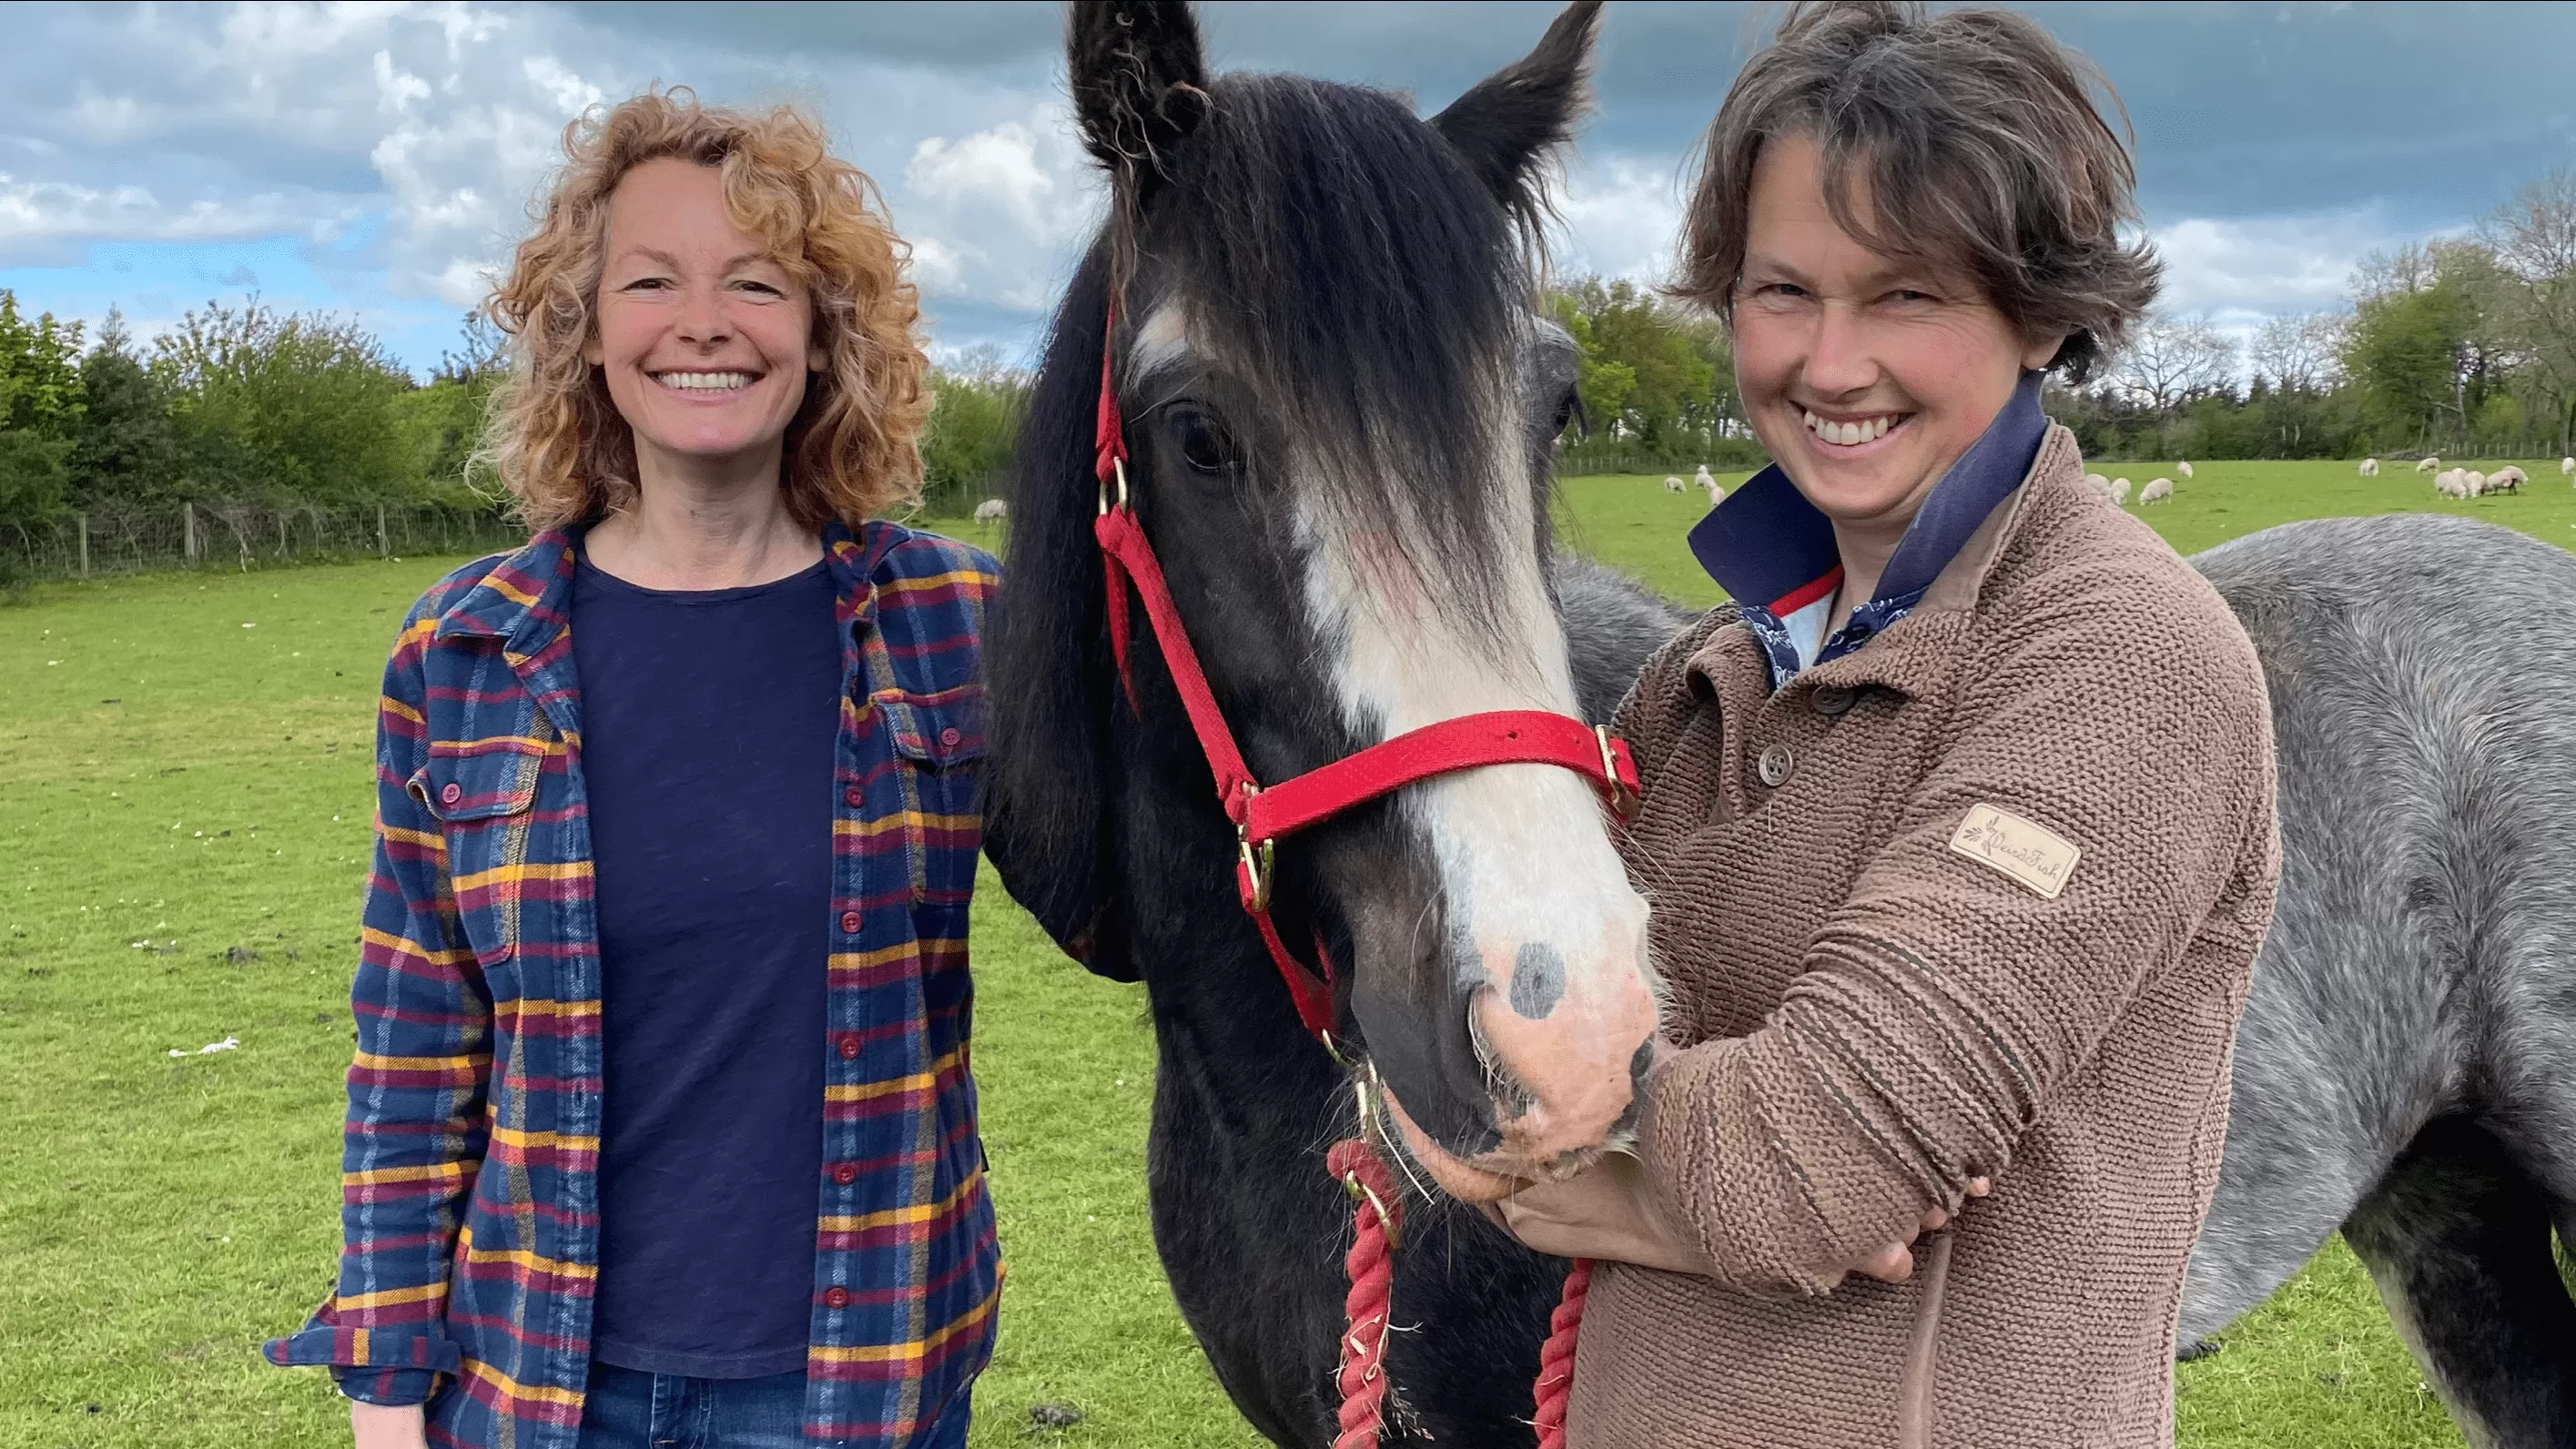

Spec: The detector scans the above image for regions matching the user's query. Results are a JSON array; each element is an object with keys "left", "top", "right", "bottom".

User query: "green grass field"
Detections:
[{"left": 6, "top": 461, "right": 2567, "bottom": 1447}]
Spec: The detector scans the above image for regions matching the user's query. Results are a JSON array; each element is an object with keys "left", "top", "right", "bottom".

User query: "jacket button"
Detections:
[
  {"left": 939, "top": 726, "right": 961, "bottom": 747},
  {"left": 832, "top": 1162, "right": 858, "bottom": 1185},
  {"left": 824, "top": 1286, "right": 851, "bottom": 1309},
  {"left": 1810, "top": 685, "right": 1855, "bottom": 716},
  {"left": 1757, "top": 743, "right": 1794, "bottom": 786},
  {"left": 843, "top": 785, "right": 863, "bottom": 808},
  {"left": 837, "top": 1034, "right": 861, "bottom": 1060},
  {"left": 839, "top": 910, "right": 863, "bottom": 935},
  {"left": 439, "top": 782, "right": 462, "bottom": 806}
]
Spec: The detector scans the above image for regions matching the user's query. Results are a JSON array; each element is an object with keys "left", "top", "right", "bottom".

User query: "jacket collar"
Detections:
[
  {"left": 434, "top": 517, "right": 892, "bottom": 661},
  {"left": 1686, "top": 370, "right": 2049, "bottom": 623}
]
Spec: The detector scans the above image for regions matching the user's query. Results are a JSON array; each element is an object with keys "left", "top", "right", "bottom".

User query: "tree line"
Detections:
[{"left": 2056, "top": 167, "right": 2576, "bottom": 462}]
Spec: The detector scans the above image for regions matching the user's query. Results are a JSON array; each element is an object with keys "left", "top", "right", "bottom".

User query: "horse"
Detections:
[
  {"left": 981, "top": 3, "right": 1668, "bottom": 1441},
  {"left": 985, "top": 5, "right": 2576, "bottom": 1446}
]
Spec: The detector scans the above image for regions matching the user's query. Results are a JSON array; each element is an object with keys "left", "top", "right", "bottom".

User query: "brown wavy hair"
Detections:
[
  {"left": 1672, "top": 2, "right": 2159, "bottom": 384},
  {"left": 484, "top": 88, "right": 931, "bottom": 531}
]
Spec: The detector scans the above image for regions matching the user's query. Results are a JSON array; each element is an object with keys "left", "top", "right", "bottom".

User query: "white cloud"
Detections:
[
  {"left": 1553, "top": 152, "right": 1689, "bottom": 287},
  {"left": 2145, "top": 208, "right": 2429, "bottom": 340},
  {"left": 898, "top": 106, "right": 1100, "bottom": 313}
]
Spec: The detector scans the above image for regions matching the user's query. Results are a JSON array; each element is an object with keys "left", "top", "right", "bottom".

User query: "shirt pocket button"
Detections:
[{"left": 1757, "top": 743, "right": 1794, "bottom": 787}]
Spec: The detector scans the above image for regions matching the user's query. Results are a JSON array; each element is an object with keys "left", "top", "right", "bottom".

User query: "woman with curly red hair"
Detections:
[{"left": 266, "top": 91, "right": 998, "bottom": 1449}]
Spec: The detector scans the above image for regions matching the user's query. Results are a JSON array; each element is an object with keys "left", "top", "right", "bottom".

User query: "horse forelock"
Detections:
[{"left": 1123, "top": 71, "right": 1545, "bottom": 651}]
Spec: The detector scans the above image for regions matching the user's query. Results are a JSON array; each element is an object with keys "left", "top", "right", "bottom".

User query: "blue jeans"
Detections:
[{"left": 576, "top": 1363, "right": 969, "bottom": 1449}]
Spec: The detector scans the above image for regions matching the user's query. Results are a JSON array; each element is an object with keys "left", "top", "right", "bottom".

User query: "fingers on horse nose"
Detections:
[{"left": 1470, "top": 935, "right": 1658, "bottom": 1161}]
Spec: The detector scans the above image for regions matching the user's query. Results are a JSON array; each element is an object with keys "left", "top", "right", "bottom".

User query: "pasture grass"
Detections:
[
  {"left": 9, "top": 459, "right": 2561, "bottom": 1447},
  {"left": 1552, "top": 454, "right": 2576, "bottom": 606}
]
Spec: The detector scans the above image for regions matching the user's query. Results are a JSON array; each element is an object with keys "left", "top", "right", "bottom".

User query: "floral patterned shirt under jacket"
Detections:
[{"left": 265, "top": 522, "right": 1000, "bottom": 1449}]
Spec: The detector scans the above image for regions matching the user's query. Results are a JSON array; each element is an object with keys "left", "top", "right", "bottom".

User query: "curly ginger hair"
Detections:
[{"left": 485, "top": 88, "right": 932, "bottom": 532}]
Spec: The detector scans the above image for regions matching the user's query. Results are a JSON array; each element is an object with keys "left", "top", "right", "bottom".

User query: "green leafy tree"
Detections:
[
  {"left": 0, "top": 289, "right": 86, "bottom": 439},
  {"left": 917, "top": 346, "right": 1027, "bottom": 514},
  {"left": 66, "top": 309, "right": 180, "bottom": 505},
  {"left": 151, "top": 298, "right": 417, "bottom": 504}
]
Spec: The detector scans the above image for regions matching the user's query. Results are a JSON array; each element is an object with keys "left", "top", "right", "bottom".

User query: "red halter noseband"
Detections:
[{"left": 1087, "top": 299, "right": 1641, "bottom": 1045}]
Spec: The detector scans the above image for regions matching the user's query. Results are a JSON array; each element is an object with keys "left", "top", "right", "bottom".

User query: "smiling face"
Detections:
[
  {"left": 1732, "top": 134, "right": 2059, "bottom": 550},
  {"left": 584, "top": 157, "right": 827, "bottom": 485}
]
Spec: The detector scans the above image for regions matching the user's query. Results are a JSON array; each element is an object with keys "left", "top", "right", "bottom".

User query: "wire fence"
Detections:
[{"left": 3, "top": 502, "right": 527, "bottom": 584}]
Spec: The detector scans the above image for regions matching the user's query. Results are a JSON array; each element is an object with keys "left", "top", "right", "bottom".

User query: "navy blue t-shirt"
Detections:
[{"left": 573, "top": 551, "right": 841, "bottom": 1378}]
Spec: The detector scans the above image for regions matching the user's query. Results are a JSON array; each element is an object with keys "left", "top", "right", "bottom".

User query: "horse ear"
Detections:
[
  {"left": 1068, "top": 0, "right": 1212, "bottom": 212},
  {"left": 980, "top": 247, "right": 1140, "bottom": 983},
  {"left": 1428, "top": 0, "right": 1600, "bottom": 219}
]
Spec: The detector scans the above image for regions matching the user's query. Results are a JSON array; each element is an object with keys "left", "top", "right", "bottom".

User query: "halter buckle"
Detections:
[
  {"left": 1238, "top": 830, "right": 1276, "bottom": 912},
  {"left": 1596, "top": 725, "right": 1639, "bottom": 818},
  {"left": 1098, "top": 455, "right": 1131, "bottom": 516}
]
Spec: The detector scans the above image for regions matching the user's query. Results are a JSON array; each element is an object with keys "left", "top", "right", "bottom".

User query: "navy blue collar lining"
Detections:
[{"left": 1687, "top": 370, "right": 2049, "bottom": 615}]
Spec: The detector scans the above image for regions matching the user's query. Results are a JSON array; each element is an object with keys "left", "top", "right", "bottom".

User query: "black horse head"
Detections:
[{"left": 985, "top": 0, "right": 1656, "bottom": 1198}]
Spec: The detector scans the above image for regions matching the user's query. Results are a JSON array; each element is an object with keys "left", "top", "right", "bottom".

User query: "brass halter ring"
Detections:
[{"left": 1596, "top": 724, "right": 1639, "bottom": 818}]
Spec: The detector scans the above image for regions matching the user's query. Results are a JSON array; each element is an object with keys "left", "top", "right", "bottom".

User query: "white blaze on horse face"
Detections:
[{"left": 1295, "top": 420, "right": 1658, "bottom": 1170}]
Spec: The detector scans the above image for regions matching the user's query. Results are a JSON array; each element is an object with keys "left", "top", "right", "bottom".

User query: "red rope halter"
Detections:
[{"left": 1090, "top": 297, "right": 1620, "bottom": 1444}]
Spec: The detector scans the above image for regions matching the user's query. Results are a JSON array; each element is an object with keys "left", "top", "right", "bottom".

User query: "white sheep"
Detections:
[
  {"left": 2488, "top": 466, "right": 2525, "bottom": 493},
  {"left": 973, "top": 499, "right": 1009, "bottom": 523},
  {"left": 2176, "top": 461, "right": 2195, "bottom": 479},
  {"left": 2415, "top": 455, "right": 2441, "bottom": 473},
  {"left": 2112, "top": 477, "right": 2132, "bottom": 506},
  {"left": 1693, "top": 463, "right": 1716, "bottom": 489},
  {"left": 2435, "top": 468, "right": 2469, "bottom": 499},
  {"left": 2139, "top": 477, "right": 2174, "bottom": 504},
  {"left": 1703, "top": 479, "right": 1726, "bottom": 505},
  {"left": 2465, "top": 470, "right": 2489, "bottom": 495},
  {"left": 2082, "top": 471, "right": 2111, "bottom": 493},
  {"left": 2358, "top": 457, "right": 2379, "bottom": 477},
  {"left": 1664, "top": 476, "right": 1685, "bottom": 493},
  {"left": 2561, "top": 455, "right": 2574, "bottom": 476}
]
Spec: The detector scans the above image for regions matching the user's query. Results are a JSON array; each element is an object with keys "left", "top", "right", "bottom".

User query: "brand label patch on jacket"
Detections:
[{"left": 1949, "top": 804, "right": 2080, "bottom": 899}]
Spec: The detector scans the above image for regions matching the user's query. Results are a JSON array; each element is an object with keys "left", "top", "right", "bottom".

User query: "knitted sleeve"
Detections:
[{"left": 1638, "top": 571, "right": 2275, "bottom": 1296}]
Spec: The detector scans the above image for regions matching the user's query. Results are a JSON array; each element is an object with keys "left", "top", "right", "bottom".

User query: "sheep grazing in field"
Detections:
[
  {"left": 2562, "top": 456, "right": 2574, "bottom": 476},
  {"left": 1664, "top": 475, "right": 1686, "bottom": 493},
  {"left": 1693, "top": 463, "right": 1716, "bottom": 490},
  {"left": 2112, "top": 477, "right": 2132, "bottom": 505},
  {"left": 2488, "top": 466, "right": 2525, "bottom": 493},
  {"left": 2464, "top": 470, "right": 2489, "bottom": 496},
  {"left": 2358, "top": 458, "right": 2380, "bottom": 477},
  {"left": 2416, "top": 456, "right": 2441, "bottom": 473},
  {"left": 1703, "top": 479, "right": 1725, "bottom": 505},
  {"left": 2139, "top": 477, "right": 2174, "bottom": 504},
  {"left": 973, "top": 499, "right": 1009, "bottom": 523},
  {"left": 2082, "top": 472, "right": 2112, "bottom": 499},
  {"left": 2177, "top": 461, "right": 2195, "bottom": 479}
]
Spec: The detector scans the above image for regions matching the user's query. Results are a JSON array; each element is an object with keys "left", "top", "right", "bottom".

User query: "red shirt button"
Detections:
[
  {"left": 439, "top": 782, "right": 462, "bottom": 806},
  {"left": 823, "top": 1286, "right": 851, "bottom": 1309},
  {"left": 832, "top": 1162, "right": 858, "bottom": 1185},
  {"left": 843, "top": 785, "right": 864, "bottom": 808},
  {"left": 837, "top": 1034, "right": 861, "bottom": 1059},
  {"left": 938, "top": 726, "right": 962, "bottom": 747},
  {"left": 838, "top": 910, "right": 863, "bottom": 935}
]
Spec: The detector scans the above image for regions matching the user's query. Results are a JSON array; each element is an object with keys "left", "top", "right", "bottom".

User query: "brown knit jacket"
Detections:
[{"left": 1568, "top": 427, "right": 2279, "bottom": 1448}]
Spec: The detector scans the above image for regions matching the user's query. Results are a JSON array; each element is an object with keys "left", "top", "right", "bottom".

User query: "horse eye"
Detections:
[
  {"left": 1550, "top": 386, "right": 1584, "bottom": 440},
  {"left": 1172, "top": 406, "right": 1237, "bottom": 476}
]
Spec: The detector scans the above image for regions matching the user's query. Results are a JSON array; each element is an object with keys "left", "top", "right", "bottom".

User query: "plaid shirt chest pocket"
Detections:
[
  {"left": 408, "top": 707, "right": 561, "bottom": 964},
  {"left": 872, "top": 684, "right": 985, "bottom": 903}
]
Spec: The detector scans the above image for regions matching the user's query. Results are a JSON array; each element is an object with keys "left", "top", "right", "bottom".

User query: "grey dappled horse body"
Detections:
[{"left": 2187, "top": 513, "right": 2576, "bottom": 1447}]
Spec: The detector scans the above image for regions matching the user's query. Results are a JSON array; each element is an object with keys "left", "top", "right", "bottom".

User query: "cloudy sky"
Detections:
[{"left": 4, "top": 1, "right": 2572, "bottom": 377}]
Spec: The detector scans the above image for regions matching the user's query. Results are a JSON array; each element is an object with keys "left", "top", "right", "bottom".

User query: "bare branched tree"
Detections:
[
  {"left": 2249, "top": 312, "right": 2349, "bottom": 393},
  {"left": 2108, "top": 312, "right": 2238, "bottom": 413},
  {"left": 2480, "top": 167, "right": 2576, "bottom": 452}
]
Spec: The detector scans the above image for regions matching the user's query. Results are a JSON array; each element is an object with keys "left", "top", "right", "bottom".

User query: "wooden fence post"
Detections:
[
  {"left": 183, "top": 503, "right": 198, "bottom": 565},
  {"left": 378, "top": 504, "right": 390, "bottom": 559},
  {"left": 76, "top": 512, "right": 89, "bottom": 578}
]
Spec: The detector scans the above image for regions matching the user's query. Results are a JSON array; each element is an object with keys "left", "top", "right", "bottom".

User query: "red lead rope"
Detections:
[{"left": 1091, "top": 299, "right": 1621, "bottom": 1444}]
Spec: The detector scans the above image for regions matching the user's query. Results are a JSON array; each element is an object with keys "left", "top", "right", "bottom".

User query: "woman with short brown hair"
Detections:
[
  {"left": 266, "top": 91, "right": 998, "bottom": 1449},
  {"left": 1498, "top": 6, "right": 2277, "bottom": 1445}
]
